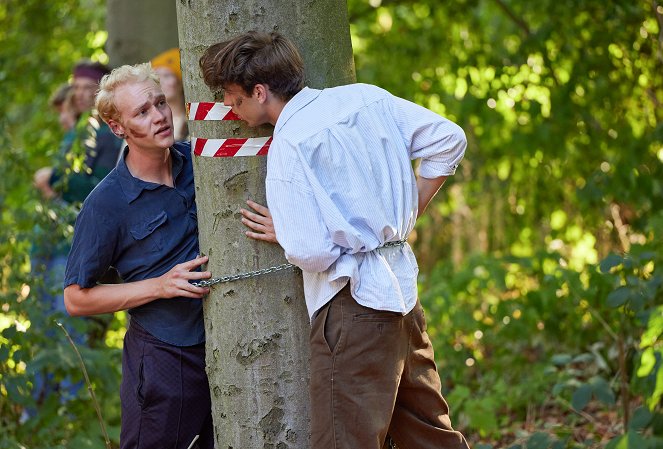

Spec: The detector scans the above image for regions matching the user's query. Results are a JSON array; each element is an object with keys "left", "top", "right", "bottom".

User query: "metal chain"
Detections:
[
  {"left": 191, "top": 263, "right": 296, "bottom": 288},
  {"left": 378, "top": 240, "right": 406, "bottom": 249},
  {"left": 192, "top": 240, "right": 406, "bottom": 288}
]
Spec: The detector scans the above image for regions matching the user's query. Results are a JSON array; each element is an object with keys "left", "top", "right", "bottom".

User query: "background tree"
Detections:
[
  {"left": 106, "top": 0, "right": 179, "bottom": 65},
  {"left": 175, "top": 1, "right": 354, "bottom": 447}
]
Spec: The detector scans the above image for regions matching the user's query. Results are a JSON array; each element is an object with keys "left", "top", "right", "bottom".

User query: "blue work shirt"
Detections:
[{"left": 64, "top": 141, "right": 204, "bottom": 347}]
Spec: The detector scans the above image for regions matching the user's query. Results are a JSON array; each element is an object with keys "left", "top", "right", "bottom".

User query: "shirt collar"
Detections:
[
  {"left": 117, "top": 145, "right": 185, "bottom": 203},
  {"left": 274, "top": 87, "right": 321, "bottom": 135}
]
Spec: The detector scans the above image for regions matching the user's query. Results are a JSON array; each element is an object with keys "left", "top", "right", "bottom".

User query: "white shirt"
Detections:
[{"left": 266, "top": 84, "right": 466, "bottom": 319}]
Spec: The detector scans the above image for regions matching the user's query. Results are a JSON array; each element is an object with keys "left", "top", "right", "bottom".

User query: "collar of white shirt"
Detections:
[{"left": 274, "top": 87, "right": 320, "bottom": 135}]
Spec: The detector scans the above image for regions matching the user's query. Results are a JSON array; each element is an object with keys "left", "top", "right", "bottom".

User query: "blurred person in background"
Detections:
[
  {"left": 35, "top": 60, "right": 123, "bottom": 204},
  {"left": 151, "top": 47, "right": 188, "bottom": 141},
  {"left": 34, "top": 83, "right": 76, "bottom": 199},
  {"left": 28, "top": 62, "right": 123, "bottom": 417}
]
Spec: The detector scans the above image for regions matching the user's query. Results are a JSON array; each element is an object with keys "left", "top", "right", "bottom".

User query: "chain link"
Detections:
[
  {"left": 191, "top": 263, "right": 296, "bottom": 288},
  {"left": 192, "top": 240, "right": 406, "bottom": 288}
]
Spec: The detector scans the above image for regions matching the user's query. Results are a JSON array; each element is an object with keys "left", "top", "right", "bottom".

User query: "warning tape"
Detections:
[
  {"left": 187, "top": 102, "right": 239, "bottom": 121},
  {"left": 192, "top": 136, "right": 272, "bottom": 157}
]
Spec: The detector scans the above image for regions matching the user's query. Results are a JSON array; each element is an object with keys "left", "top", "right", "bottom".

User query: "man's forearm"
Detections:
[
  {"left": 64, "top": 255, "right": 212, "bottom": 316},
  {"left": 417, "top": 176, "right": 447, "bottom": 218},
  {"left": 64, "top": 279, "right": 162, "bottom": 316},
  {"left": 416, "top": 175, "right": 448, "bottom": 218}
]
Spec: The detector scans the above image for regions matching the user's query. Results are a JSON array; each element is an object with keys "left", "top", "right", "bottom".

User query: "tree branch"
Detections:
[
  {"left": 57, "top": 322, "right": 111, "bottom": 449},
  {"left": 491, "top": 0, "right": 531, "bottom": 36}
]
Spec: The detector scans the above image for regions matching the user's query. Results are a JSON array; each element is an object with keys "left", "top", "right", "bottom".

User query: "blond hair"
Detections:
[{"left": 95, "top": 63, "right": 160, "bottom": 124}]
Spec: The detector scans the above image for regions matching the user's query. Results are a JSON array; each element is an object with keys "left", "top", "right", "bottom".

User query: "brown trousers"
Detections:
[{"left": 310, "top": 284, "right": 470, "bottom": 449}]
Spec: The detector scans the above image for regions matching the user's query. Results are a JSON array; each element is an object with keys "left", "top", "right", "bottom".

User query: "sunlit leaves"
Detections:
[
  {"left": 350, "top": 0, "right": 662, "bottom": 274},
  {"left": 640, "top": 307, "right": 663, "bottom": 349},
  {"left": 1, "top": 1, "right": 120, "bottom": 447}
]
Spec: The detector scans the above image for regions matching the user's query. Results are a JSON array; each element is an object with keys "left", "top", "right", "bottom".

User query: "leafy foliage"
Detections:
[
  {"left": 0, "top": 1, "right": 122, "bottom": 448},
  {"left": 347, "top": 0, "right": 663, "bottom": 446}
]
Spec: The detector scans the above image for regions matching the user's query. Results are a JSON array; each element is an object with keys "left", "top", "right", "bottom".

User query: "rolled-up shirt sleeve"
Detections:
[
  {"left": 389, "top": 95, "right": 467, "bottom": 179},
  {"left": 64, "top": 201, "right": 117, "bottom": 288}
]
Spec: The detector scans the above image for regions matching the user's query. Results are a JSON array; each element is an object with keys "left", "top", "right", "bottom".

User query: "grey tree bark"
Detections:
[
  {"left": 106, "top": 0, "right": 179, "bottom": 66},
  {"left": 176, "top": 1, "right": 355, "bottom": 448}
]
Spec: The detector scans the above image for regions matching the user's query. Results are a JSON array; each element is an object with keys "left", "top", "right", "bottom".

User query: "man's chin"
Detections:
[{"left": 156, "top": 130, "right": 175, "bottom": 142}]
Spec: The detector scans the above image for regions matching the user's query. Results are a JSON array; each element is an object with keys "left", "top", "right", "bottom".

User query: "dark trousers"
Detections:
[
  {"left": 120, "top": 321, "right": 213, "bottom": 449},
  {"left": 310, "top": 284, "right": 470, "bottom": 449}
]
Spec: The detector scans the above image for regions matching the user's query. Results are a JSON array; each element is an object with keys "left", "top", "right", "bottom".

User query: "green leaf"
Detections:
[
  {"left": 550, "top": 440, "right": 566, "bottom": 449},
  {"left": 589, "top": 377, "right": 616, "bottom": 405},
  {"left": 647, "top": 361, "right": 663, "bottom": 410},
  {"left": 447, "top": 384, "right": 471, "bottom": 407},
  {"left": 526, "top": 432, "right": 551, "bottom": 449},
  {"left": 628, "top": 291, "right": 646, "bottom": 313},
  {"left": 571, "top": 383, "right": 592, "bottom": 411},
  {"left": 551, "top": 382, "right": 565, "bottom": 396},
  {"left": 626, "top": 431, "right": 647, "bottom": 449},
  {"left": 629, "top": 406, "right": 652, "bottom": 430},
  {"left": 571, "top": 353, "right": 594, "bottom": 364},
  {"left": 600, "top": 253, "right": 623, "bottom": 273},
  {"left": 550, "top": 354, "right": 572, "bottom": 366},
  {"left": 644, "top": 276, "right": 663, "bottom": 299},
  {"left": 607, "top": 286, "right": 631, "bottom": 308},
  {"left": 637, "top": 347, "right": 657, "bottom": 377},
  {"left": 464, "top": 396, "right": 498, "bottom": 437},
  {"left": 640, "top": 306, "right": 663, "bottom": 348},
  {"left": 604, "top": 435, "right": 623, "bottom": 449}
]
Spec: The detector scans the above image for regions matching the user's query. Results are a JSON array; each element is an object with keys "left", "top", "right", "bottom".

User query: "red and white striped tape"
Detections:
[
  {"left": 192, "top": 136, "right": 272, "bottom": 157},
  {"left": 187, "top": 102, "right": 240, "bottom": 121}
]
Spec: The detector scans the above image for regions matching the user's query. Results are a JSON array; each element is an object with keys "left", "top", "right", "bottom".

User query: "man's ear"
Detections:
[
  {"left": 254, "top": 84, "right": 269, "bottom": 104},
  {"left": 108, "top": 120, "right": 126, "bottom": 139}
]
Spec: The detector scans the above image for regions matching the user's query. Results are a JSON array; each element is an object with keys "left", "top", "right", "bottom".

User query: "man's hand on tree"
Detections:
[{"left": 240, "top": 199, "right": 278, "bottom": 244}]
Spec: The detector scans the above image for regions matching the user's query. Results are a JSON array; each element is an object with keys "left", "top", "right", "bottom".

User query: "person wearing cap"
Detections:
[
  {"left": 53, "top": 61, "right": 123, "bottom": 203},
  {"left": 38, "top": 61, "right": 123, "bottom": 205},
  {"left": 151, "top": 48, "right": 188, "bottom": 141}
]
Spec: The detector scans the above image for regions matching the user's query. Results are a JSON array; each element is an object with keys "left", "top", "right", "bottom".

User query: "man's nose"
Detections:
[{"left": 152, "top": 106, "right": 166, "bottom": 121}]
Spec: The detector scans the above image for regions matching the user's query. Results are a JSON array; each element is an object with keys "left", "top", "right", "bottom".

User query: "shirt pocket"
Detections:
[{"left": 129, "top": 211, "right": 168, "bottom": 253}]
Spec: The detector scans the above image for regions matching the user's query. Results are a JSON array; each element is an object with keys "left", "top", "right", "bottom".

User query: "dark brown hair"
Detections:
[
  {"left": 72, "top": 60, "right": 111, "bottom": 83},
  {"left": 199, "top": 31, "right": 304, "bottom": 101}
]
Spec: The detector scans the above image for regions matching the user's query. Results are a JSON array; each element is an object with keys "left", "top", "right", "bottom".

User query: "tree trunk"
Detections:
[
  {"left": 176, "top": 2, "right": 355, "bottom": 448},
  {"left": 106, "top": 0, "right": 179, "bottom": 66}
]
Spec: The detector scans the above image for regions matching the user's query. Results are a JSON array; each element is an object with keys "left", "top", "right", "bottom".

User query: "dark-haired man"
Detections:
[{"left": 201, "top": 31, "right": 471, "bottom": 449}]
